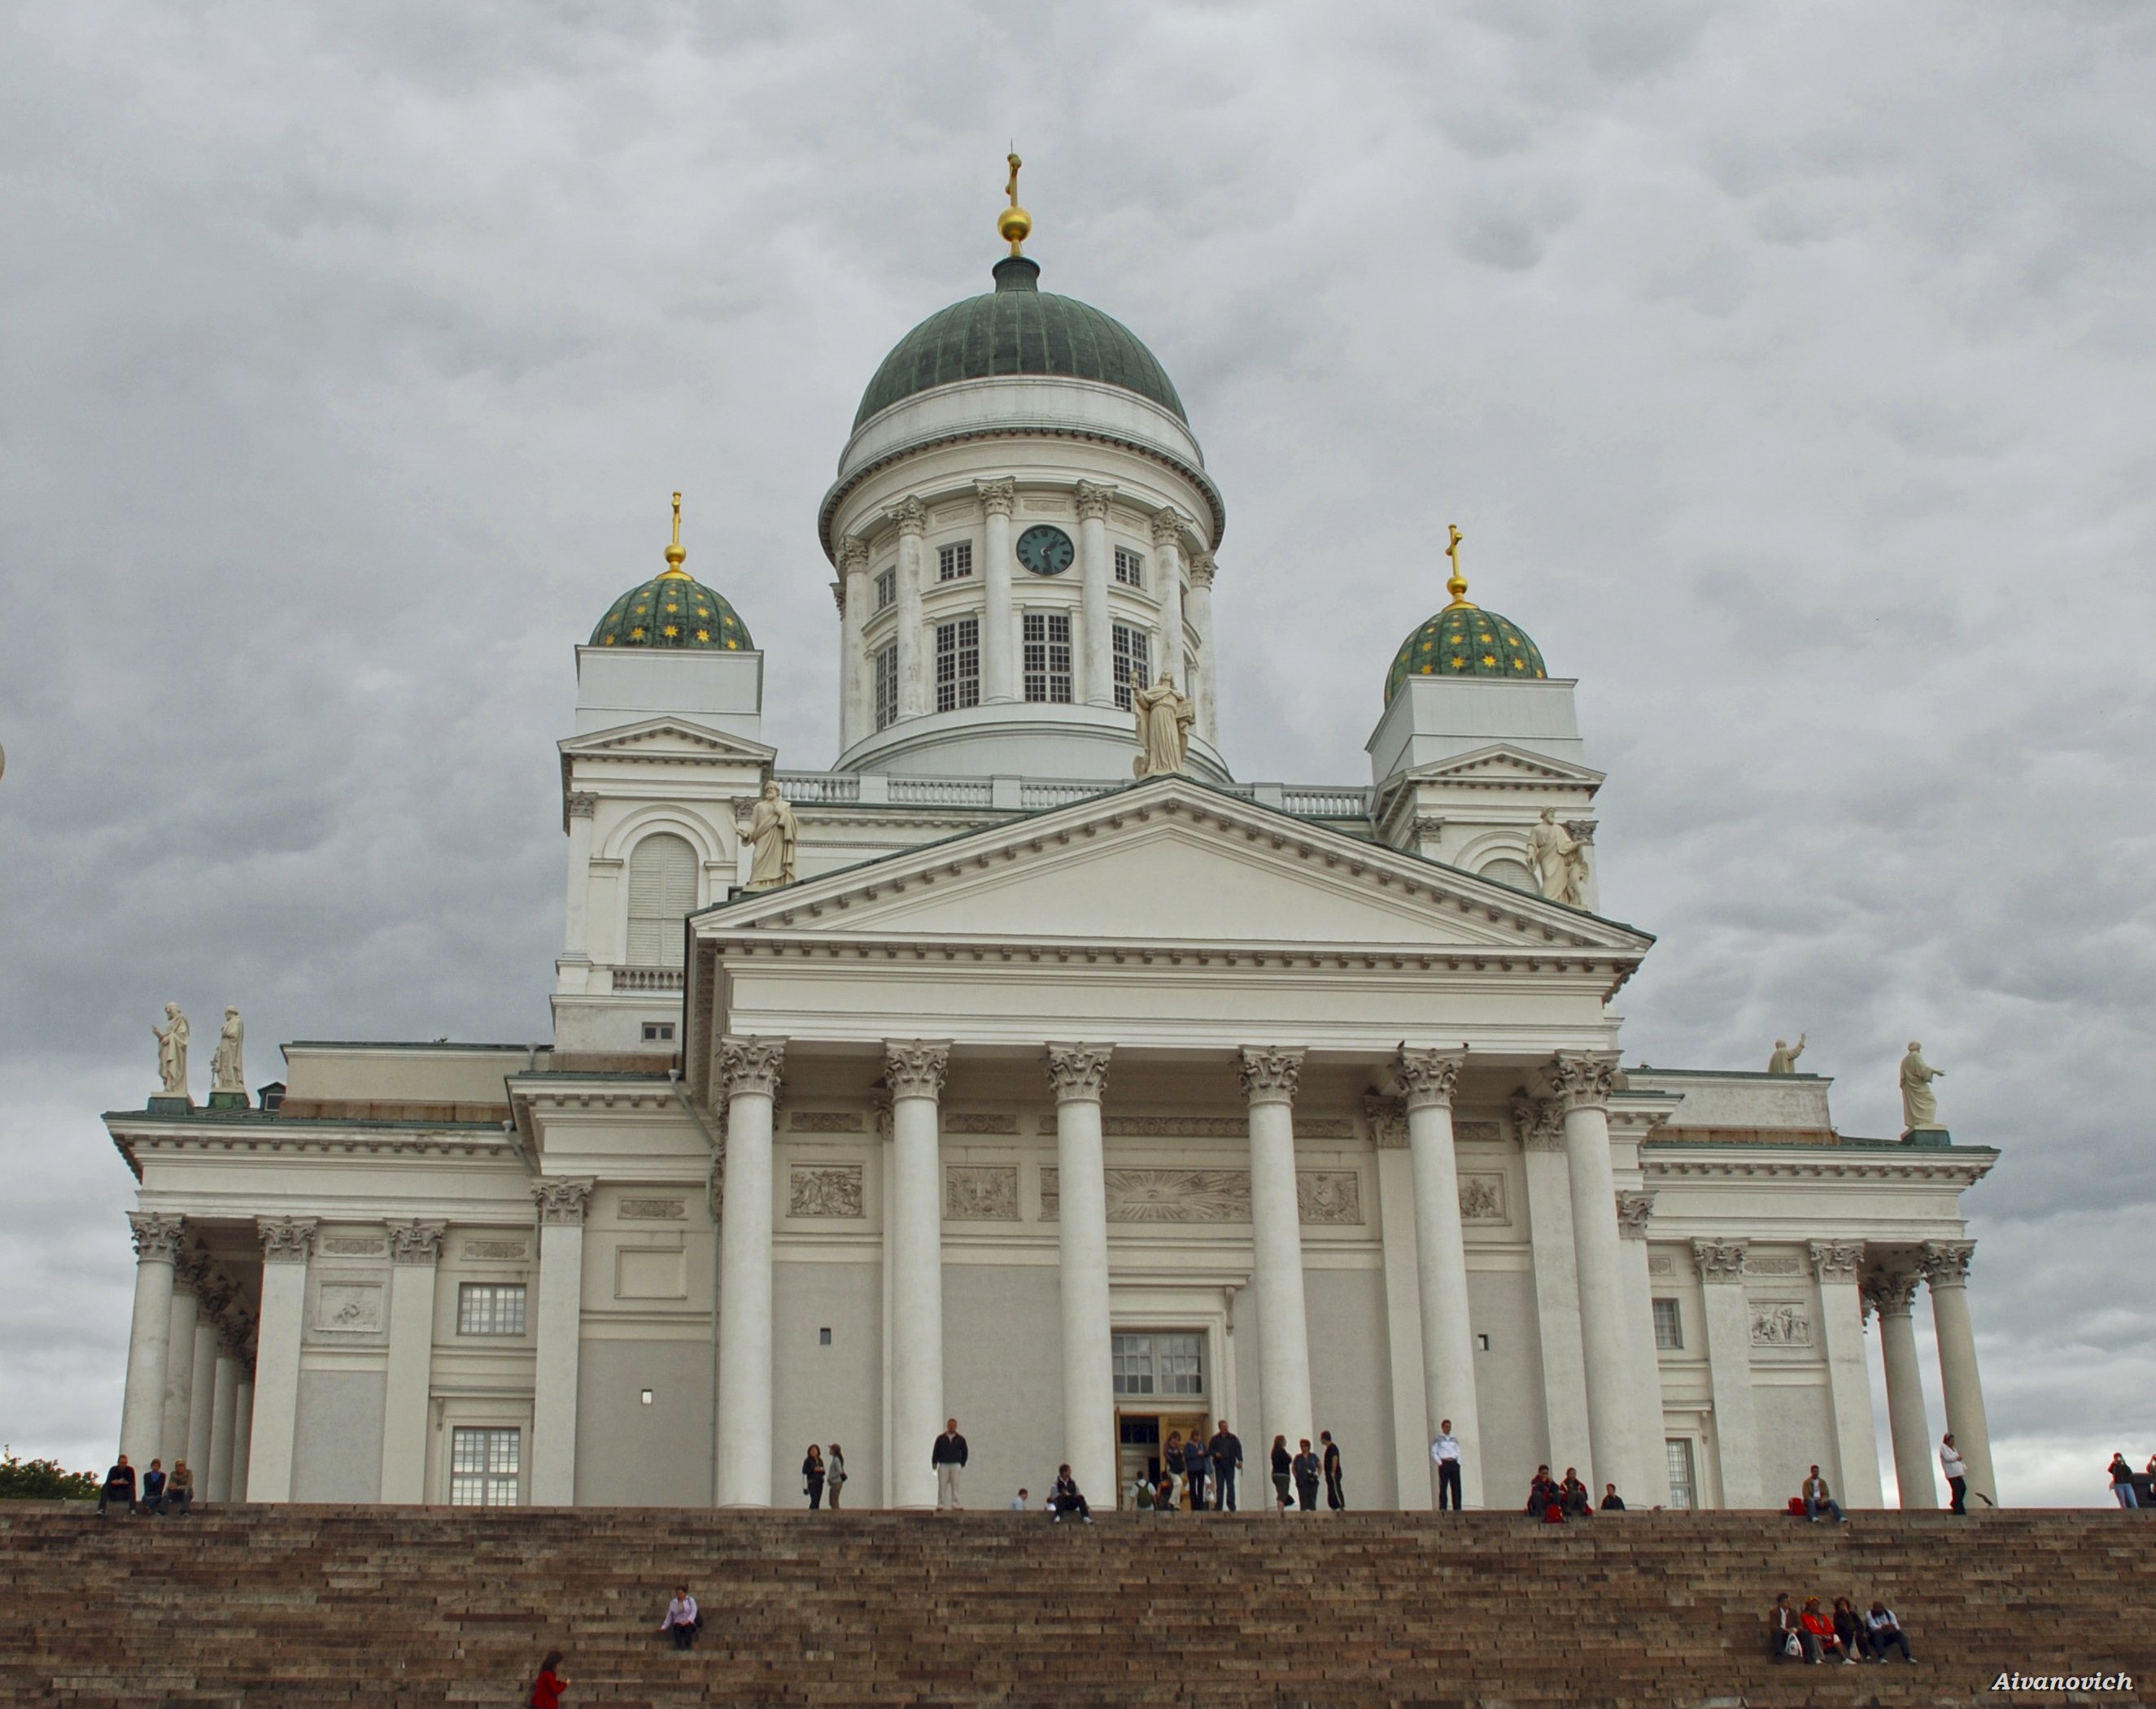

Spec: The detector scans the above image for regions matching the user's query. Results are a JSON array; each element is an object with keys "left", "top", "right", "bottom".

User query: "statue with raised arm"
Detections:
[
  {"left": 152, "top": 1003, "right": 190, "bottom": 1096},
  {"left": 1767, "top": 1034, "right": 1806, "bottom": 1075},
  {"left": 1900, "top": 1041, "right": 1945, "bottom": 1130},
  {"left": 1527, "top": 808, "right": 1586, "bottom": 906},
  {"left": 212, "top": 1007, "right": 246, "bottom": 1094},
  {"left": 745, "top": 780, "right": 798, "bottom": 890},
  {"left": 1133, "top": 670, "right": 1195, "bottom": 778}
]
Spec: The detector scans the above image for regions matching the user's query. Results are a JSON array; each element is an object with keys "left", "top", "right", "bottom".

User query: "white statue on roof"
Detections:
[
  {"left": 746, "top": 780, "right": 798, "bottom": 889},
  {"left": 152, "top": 1003, "right": 190, "bottom": 1096},
  {"left": 1768, "top": 1034, "right": 1805, "bottom": 1075},
  {"left": 1528, "top": 808, "right": 1586, "bottom": 906},
  {"left": 212, "top": 1007, "right": 246, "bottom": 1094},
  {"left": 1133, "top": 671, "right": 1195, "bottom": 778},
  {"left": 1900, "top": 1041, "right": 1945, "bottom": 1131}
]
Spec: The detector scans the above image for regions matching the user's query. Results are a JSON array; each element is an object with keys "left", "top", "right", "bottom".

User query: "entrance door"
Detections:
[
  {"left": 1111, "top": 1331, "right": 1211, "bottom": 1506},
  {"left": 1116, "top": 1410, "right": 1211, "bottom": 1506}
]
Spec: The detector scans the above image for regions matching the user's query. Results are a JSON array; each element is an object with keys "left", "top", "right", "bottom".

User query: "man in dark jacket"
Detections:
[
  {"left": 1208, "top": 1420, "right": 1242, "bottom": 1512},
  {"left": 97, "top": 1456, "right": 135, "bottom": 1517},
  {"left": 1525, "top": 1464, "right": 1559, "bottom": 1516},
  {"left": 1181, "top": 1436, "right": 1207, "bottom": 1510},
  {"left": 138, "top": 1458, "right": 168, "bottom": 1516},
  {"left": 1291, "top": 1440, "right": 1322, "bottom": 1512},
  {"left": 932, "top": 1419, "right": 967, "bottom": 1510}
]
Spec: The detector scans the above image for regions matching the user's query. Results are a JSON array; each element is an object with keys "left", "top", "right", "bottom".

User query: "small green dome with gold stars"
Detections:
[
  {"left": 589, "top": 495, "right": 755, "bottom": 652},
  {"left": 1383, "top": 526, "right": 1547, "bottom": 703}
]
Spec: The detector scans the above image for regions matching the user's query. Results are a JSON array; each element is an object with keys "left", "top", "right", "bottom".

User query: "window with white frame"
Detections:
[
  {"left": 938, "top": 541, "right": 973, "bottom": 582},
  {"left": 1114, "top": 546, "right": 1144, "bottom": 588},
  {"left": 874, "top": 643, "right": 898, "bottom": 731},
  {"left": 1652, "top": 1297, "right": 1683, "bottom": 1351},
  {"left": 875, "top": 568, "right": 897, "bottom": 611},
  {"left": 449, "top": 1426, "right": 521, "bottom": 1506},
  {"left": 1111, "top": 623, "right": 1150, "bottom": 712},
  {"left": 1111, "top": 1332, "right": 1204, "bottom": 1397},
  {"left": 935, "top": 617, "right": 980, "bottom": 713},
  {"left": 1665, "top": 1437, "right": 1697, "bottom": 1509},
  {"left": 1023, "top": 611, "right": 1073, "bottom": 704},
  {"left": 457, "top": 1283, "right": 527, "bottom": 1336},
  {"left": 624, "top": 833, "right": 696, "bottom": 967}
]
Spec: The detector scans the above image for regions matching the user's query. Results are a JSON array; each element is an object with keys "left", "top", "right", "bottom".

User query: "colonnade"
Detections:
[
  {"left": 1865, "top": 1245, "right": 1996, "bottom": 1509},
  {"left": 119, "top": 1212, "right": 256, "bottom": 1503}
]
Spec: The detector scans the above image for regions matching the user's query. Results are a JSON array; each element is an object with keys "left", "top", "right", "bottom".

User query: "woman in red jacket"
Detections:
[
  {"left": 530, "top": 1650, "right": 569, "bottom": 1707},
  {"left": 1800, "top": 1599, "right": 1853, "bottom": 1665}
]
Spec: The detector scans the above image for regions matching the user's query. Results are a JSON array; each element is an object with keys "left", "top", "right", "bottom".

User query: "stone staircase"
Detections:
[{"left": 1, "top": 1504, "right": 2148, "bottom": 1707}]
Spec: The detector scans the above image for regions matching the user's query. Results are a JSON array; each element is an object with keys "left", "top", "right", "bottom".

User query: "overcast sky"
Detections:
[{"left": 3, "top": 2, "right": 2150, "bottom": 1504}]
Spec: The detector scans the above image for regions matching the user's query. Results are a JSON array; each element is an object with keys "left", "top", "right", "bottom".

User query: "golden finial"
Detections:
[
  {"left": 662, "top": 491, "right": 687, "bottom": 575},
  {"left": 1443, "top": 524, "right": 1476, "bottom": 609},
  {"left": 997, "top": 150, "right": 1032, "bottom": 256}
]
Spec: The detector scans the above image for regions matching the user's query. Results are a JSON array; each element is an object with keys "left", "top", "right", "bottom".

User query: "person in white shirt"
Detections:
[
  {"left": 659, "top": 1586, "right": 700, "bottom": 1651},
  {"left": 1009, "top": 1489, "right": 1030, "bottom": 1511},
  {"left": 1940, "top": 1434, "right": 1968, "bottom": 1515},
  {"left": 1429, "top": 1419, "right": 1464, "bottom": 1511}
]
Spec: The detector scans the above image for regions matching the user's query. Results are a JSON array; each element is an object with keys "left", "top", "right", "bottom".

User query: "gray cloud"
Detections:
[{"left": 2, "top": 0, "right": 2149, "bottom": 1504}]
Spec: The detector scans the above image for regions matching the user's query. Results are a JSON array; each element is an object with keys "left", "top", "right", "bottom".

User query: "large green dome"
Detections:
[
  {"left": 590, "top": 567, "right": 753, "bottom": 652},
  {"left": 854, "top": 256, "right": 1186, "bottom": 429},
  {"left": 1385, "top": 603, "right": 1547, "bottom": 704}
]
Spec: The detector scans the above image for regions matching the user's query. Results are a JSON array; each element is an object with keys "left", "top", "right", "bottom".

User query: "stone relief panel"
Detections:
[
  {"left": 945, "top": 1114, "right": 1018, "bottom": 1135},
  {"left": 1105, "top": 1116, "right": 1246, "bottom": 1138},
  {"left": 316, "top": 1282, "right": 383, "bottom": 1333},
  {"left": 1744, "top": 1253, "right": 1803, "bottom": 1275},
  {"left": 618, "top": 1198, "right": 686, "bottom": 1220},
  {"left": 945, "top": 1165, "right": 1019, "bottom": 1221},
  {"left": 789, "top": 1111, "right": 862, "bottom": 1133},
  {"left": 318, "top": 1237, "right": 386, "bottom": 1257},
  {"left": 1296, "top": 1171, "right": 1364, "bottom": 1225},
  {"left": 464, "top": 1240, "right": 527, "bottom": 1261},
  {"left": 1454, "top": 1120, "right": 1505, "bottom": 1145},
  {"left": 1037, "top": 1167, "right": 1364, "bottom": 1225},
  {"left": 1749, "top": 1301, "right": 1813, "bottom": 1347},
  {"left": 1457, "top": 1175, "right": 1508, "bottom": 1223},
  {"left": 788, "top": 1165, "right": 865, "bottom": 1220},
  {"left": 1648, "top": 1253, "right": 1676, "bottom": 1275}
]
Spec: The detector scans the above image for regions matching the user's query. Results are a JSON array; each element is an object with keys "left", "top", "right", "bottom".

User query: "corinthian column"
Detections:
[
  {"left": 162, "top": 1253, "right": 204, "bottom": 1467},
  {"left": 885, "top": 1040, "right": 950, "bottom": 1508},
  {"left": 1864, "top": 1268, "right": 1936, "bottom": 1509},
  {"left": 888, "top": 497, "right": 928, "bottom": 720},
  {"left": 562, "top": 792, "right": 596, "bottom": 963},
  {"left": 247, "top": 1217, "right": 317, "bottom": 1502},
  {"left": 1152, "top": 510, "right": 1189, "bottom": 695},
  {"left": 1614, "top": 1190, "right": 1667, "bottom": 1502},
  {"left": 1515, "top": 1094, "right": 1591, "bottom": 1476},
  {"left": 1185, "top": 553, "right": 1218, "bottom": 745},
  {"left": 530, "top": 1179, "right": 593, "bottom": 1506},
  {"left": 717, "top": 1037, "right": 785, "bottom": 1506},
  {"left": 206, "top": 1318, "right": 247, "bottom": 1503},
  {"left": 978, "top": 481, "right": 1017, "bottom": 703},
  {"left": 120, "top": 1213, "right": 184, "bottom": 1467},
  {"left": 1046, "top": 1044, "right": 1116, "bottom": 1502},
  {"left": 1691, "top": 1238, "right": 1761, "bottom": 1507},
  {"left": 1395, "top": 1049, "right": 1482, "bottom": 1507},
  {"left": 1810, "top": 1240, "right": 1883, "bottom": 1508},
  {"left": 1545, "top": 1053, "right": 1632, "bottom": 1494},
  {"left": 1922, "top": 1240, "right": 1996, "bottom": 1505},
  {"left": 1239, "top": 1046, "right": 1313, "bottom": 1457},
  {"left": 838, "top": 538, "right": 871, "bottom": 745},
  {"left": 1075, "top": 481, "right": 1114, "bottom": 705},
  {"left": 381, "top": 1219, "right": 446, "bottom": 1504}
]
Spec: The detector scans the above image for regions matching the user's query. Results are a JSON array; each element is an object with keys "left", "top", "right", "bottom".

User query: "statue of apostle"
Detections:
[
  {"left": 1132, "top": 671, "right": 1195, "bottom": 778},
  {"left": 745, "top": 781, "right": 798, "bottom": 890},
  {"left": 152, "top": 1003, "right": 190, "bottom": 1096},
  {"left": 1767, "top": 1034, "right": 1806, "bottom": 1075},
  {"left": 1528, "top": 808, "right": 1587, "bottom": 906},
  {"left": 1899, "top": 1041, "right": 1945, "bottom": 1131},
  {"left": 212, "top": 1007, "right": 246, "bottom": 1094}
]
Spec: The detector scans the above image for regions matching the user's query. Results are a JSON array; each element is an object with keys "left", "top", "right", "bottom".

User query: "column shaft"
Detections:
[
  {"left": 1076, "top": 484, "right": 1112, "bottom": 704},
  {"left": 1811, "top": 1244, "right": 1883, "bottom": 1508},
  {"left": 1152, "top": 516, "right": 1187, "bottom": 693},
  {"left": 1048, "top": 1046, "right": 1116, "bottom": 1502},
  {"left": 530, "top": 1180, "right": 592, "bottom": 1505},
  {"left": 887, "top": 1043, "right": 949, "bottom": 1509},
  {"left": 980, "top": 483, "right": 1017, "bottom": 703},
  {"left": 185, "top": 1316, "right": 219, "bottom": 1479},
  {"left": 1925, "top": 1244, "right": 1996, "bottom": 1504},
  {"left": 1560, "top": 1101, "right": 1633, "bottom": 1493},
  {"left": 1615, "top": 1192, "right": 1668, "bottom": 1504},
  {"left": 1873, "top": 1286, "right": 1936, "bottom": 1508},
  {"left": 1518, "top": 1114, "right": 1591, "bottom": 1474},
  {"left": 228, "top": 1380, "right": 253, "bottom": 1502},
  {"left": 119, "top": 1215, "right": 182, "bottom": 1468},
  {"left": 1400, "top": 1054, "right": 1482, "bottom": 1507},
  {"left": 1692, "top": 1241, "right": 1761, "bottom": 1507},
  {"left": 893, "top": 500, "right": 927, "bottom": 719},
  {"left": 246, "top": 1219, "right": 316, "bottom": 1502},
  {"left": 717, "top": 1039, "right": 784, "bottom": 1506},
  {"left": 1242, "top": 1049, "right": 1313, "bottom": 1457},
  {"left": 1186, "top": 556, "right": 1217, "bottom": 745},
  {"left": 839, "top": 541, "right": 870, "bottom": 745},
  {"left": 162, "top": 1275, "right": 201, "bottom": 1465},
  {"left": 207, "top": 1346, "right": 241, "bottom": 1503},
  {"left": 380, "top": 1222, "right": 444, "bottom": 1505}
]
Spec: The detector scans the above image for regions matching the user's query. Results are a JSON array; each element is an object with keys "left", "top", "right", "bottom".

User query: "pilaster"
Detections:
[
  {"left": 380, "top": 1219, "right": 446, "bottom": 1504},
  {"left": 1076, "top": 481, "right": 1114, "bottom": 705},
  {"left": 1809, "top": 1239, "right": 1883, "bottom": 1508},
  {"left": 888, "top": 496, "right": 928, "bottom": 719},
  {"left": 1691, "top": 1237, "right": 1761, "bottom": 1508},
  {"left": 247, "top": 1217, "right": 317, "bottom": 1502},
  {"left": 530, "top": 1179, "right": 593, "bottom": 1506},
  {"left": 977, "top": 480, "right": 1017, "bottom": 704}
]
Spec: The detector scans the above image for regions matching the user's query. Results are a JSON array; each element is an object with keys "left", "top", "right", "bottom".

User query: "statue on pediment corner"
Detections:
[
  {"left": 1529, "top": 808, "right": 1586, "bottom": 905},
  {"left": 1900, "top": 1041, "right": 1945, "bottom": 1131},
  {"left": 746, "top": 780, "right": 798, "bottom": 889},
  {"left": 212, "top": 1008, "right": 246, "bottom": 1094},
  {"left": 152, "top": 1003, "right": 190, "bottom": 1096},
  {"left": 1133, "top": 671, "right": 1194, "bottom": 778},
  {"left": 1767, "top": 1033, "right": 1805, "bottom": 1075}
]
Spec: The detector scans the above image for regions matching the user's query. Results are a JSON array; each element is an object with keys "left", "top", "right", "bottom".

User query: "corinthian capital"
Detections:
[
  {"left": 975, "top": 477, "right": 1017, "bottom": 517},
  {"left": 1396, "top": 1048, "right": 1464, "bottom": 1112},
  {"left": 1508, "top": 1094, "right": 1567, "bottom": 1152},
  {"left": 1861, "top": 1268, "right": 1921, "bottom": 1318},
  {"left": 1186, "top": 552, "right": 1216, "bottom": 591},
  {"left": 1615, "top": 1190, "right": 1656, "bottom": 1240},
  {"left": 886, "top": 496, "right": 927, "bottom": 537},
  {"left": 532, "top": 1179, "right": 594, "bottom": 1227},
  {"left": 1809, "top": 1240, "right": 1866, "bottom": 1284},
  {"left": 884, "top": 1040, "right": 950, "bottom": 1101},
  {"left": 1363, "top": 1095, "right": 1408, "bottom": 1149},
  {"left": 718, "top": 1036, "right": 786, "bottom": 1101},
  {"left": 1545, "top": 1051, "right": 1621, "bottom": 1112},
  {"left": 1073, "top": 480, "right": 1114, "bottom": 522},
  {"left": 838, "top": 536, "right": 871, "bottom": 575},
  {"left": 128, "top": 1212, "right": 186, "bottom": 1265},
  {"left": 388, "top": 1219, "right": 447, "bottom": 1266},
  {"left": 1920, "top": 1240, "right": 1975, "bottom": 1288},
  {"left": 1045, "top": 1044, "right": 1112, "bottom": 1105},
  {"left": 1690, "top": 1237, "right": 1748, "bottom": 1281},
  {"left": 1237, "top": 1046, "right": 1303, "bottom": 1106},
  {"left": 1150, "top": 508, "right": 1190, "bottom": 552},
  {"left": 258, "top": 1216, "right": 319, "bottom": 1264},
  {"left": 565, "top": 791, "right": 598, "bottom": 820}
]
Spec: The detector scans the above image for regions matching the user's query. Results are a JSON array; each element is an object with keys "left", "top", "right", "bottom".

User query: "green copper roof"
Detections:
[
  {"left": 854, "top": 256, "right": 1186, "bottom": 429},
  {"left": 590, "top": 571, "right": 753, "bottom": 652},
  {"left": 1385, "top": 605, "right": 1547, "bottom": 704}
]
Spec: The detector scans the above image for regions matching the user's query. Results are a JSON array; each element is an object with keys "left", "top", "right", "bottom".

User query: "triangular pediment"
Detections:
[
  {"left": 699, "top": 778, "right": 1652, "bottom": 956},
  {"left": 559, "top": 717, "right": 777, "bottom": 764},
  {"left": 1405, "top": 743, "right": 1606, "bottom": 787}
]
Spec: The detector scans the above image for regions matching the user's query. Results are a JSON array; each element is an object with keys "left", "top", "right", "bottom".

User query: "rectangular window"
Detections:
[
  {"left": 1111, "top": 623, "right": 1150, "bottom": 713},
  {"left": 938, "top": 540, "right": 973, "bottom": 582},
  {"left": 874, "top": 643, "right": 898, "bottom": 731},
  {"left": 1114, "top": 546, "right": 1144, "bottom": 588},
  {"left": 875, "top": 568, "right": 897, "bottom": 611},
  {"left": 1665, "top": 1437, "right": 1697, "bottom": 1510},
  {"left": 1111, "top": 1332, "right": 1154, "bottom": 1397},
  {"left": 1023, "top": 612, "right": 1073, "bottom": 704},
  {"left": 642, "top": 1022, "right": 674, "bottom": 1043},
  {"left": 1111, "top": 1332, "right": 1204, "bottom": 1398},
  {"left": 1652, "top": 1297, "right": 1683, "bottom": 1351},
  {"left": 449, "top": 1427, "right": 521, "bottom": 1506},
  {"left": 935, "top": 617, "right": 980, "bottom": 713},
  {"left": 457, "top": 1283, "right": 527, "bottom": 1337}
]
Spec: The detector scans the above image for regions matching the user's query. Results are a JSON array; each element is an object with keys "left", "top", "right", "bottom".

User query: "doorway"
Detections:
[{"left": 1117, "top": 1410, "right": 1210, "bottom": 1506}]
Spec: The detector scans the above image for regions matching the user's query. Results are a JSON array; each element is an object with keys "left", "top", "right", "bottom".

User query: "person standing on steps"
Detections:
[
  {"left": 932, "top": 1419, "right": 968, "bottom": 1510},
  {"left": 802, "top": 1444, "right": 826, "bottom": 1510},
  {"left": 1181, "top": 1436, "right": 1207, "bottom": 1511},
  {"left": 1940, "top": 1433, "right": 1968, "bottom": 1515},
  {"left": 1208, "top": 1419, "right": 1242, "bottom": 1512},
  {"left": 2108, "top": 1452, "right": 2137, "bottom": 1508},
  {"left": 529, "top": 1649, "right": 569, "bottom": 1708},
  {"left": 1292, "top": 1439, "right": 1321, "bottom": 1513},
  {"left": 826, "top": 1444, "right": 846, "bottom": 1511},
  {"left": 1320, "top": 1430, "right": 1345, "bottom": 1511},
  {"left": 1162, "top": 1429, "right": 1185, "bottom": 1509},
  {"left": 1429, "top": 1421, "right": 1464, "bottom": 1512},
  {"left": 1269, "top": 1436, "right": 1293, "bottom": 1513}
]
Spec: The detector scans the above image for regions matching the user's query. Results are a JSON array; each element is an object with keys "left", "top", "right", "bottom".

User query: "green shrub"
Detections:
[{"left": 0, "top": 1452, "right": 101, "bottom": 1500}]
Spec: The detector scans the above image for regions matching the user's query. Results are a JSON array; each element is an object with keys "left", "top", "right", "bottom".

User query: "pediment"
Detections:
[
  {"left": 700, "top": 778, "right": 1652, "bottom": 957},
  {"left": 1405, "top": 743, "right": 1605, "bottom": 787},
  {"left": 559, "top": 717, "right": 777, "bottom": 764}
]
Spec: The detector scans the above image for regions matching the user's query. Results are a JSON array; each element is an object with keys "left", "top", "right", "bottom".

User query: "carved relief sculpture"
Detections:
[
  {"left": 944, "top": 1165, "right": 1019, "bottom": 1221},
  {"left": 152, "top": 1003, "right": 190, "bottom": 1097},
  {"left": 1132, "top": 672, "right": 1195, "bottom": 778},
  {"left": 210, "top": 1008, "right": 246, "bottom": 1094},
  {"left": 745, "top": 782, "right": 798, "bottom": 890},
  {"left": 789, "top": 1165, "right": 866, "bottom": 1219},
  {"left": 1749, "top": 1302, "right": 1813, "bottom": 1347},
  {"left": 1295, "top": 1171, "right": 1364, "bottom": 1225},
  {"left": 1900, "top": 1042, "right": 1946, "bottom": 1131},
  {"left": 1458, "top": 1175, "right": 1508, "bottom": 1223}
]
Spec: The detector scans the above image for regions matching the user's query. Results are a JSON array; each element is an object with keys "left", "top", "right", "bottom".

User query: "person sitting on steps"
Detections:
[
  {"left": 1864, "top": 1602, "right": 1915, "bottom": 1663},
  {"left": 658, "top": 1586, "right": 700, "bottom": 1651},
  {"left": 137, "top": 1458, "right": 167, "bottom": 1516},
  {"left": 1050, "top": 1465, "right": 1093, "bottom": 1523},
  {"left": 96, "top": 1455, "right": 135, "bottom": 1518},
  {"left": 1525, "top": 1464, "right": 1560, "bottom": 1518},
  {"left": 164, "top": 1459, "right": 194, "bottom": 1515},
  {"left": 1832, "top": 1596, "right": 1866, "bottom": 1660},
  {"left": 1559, "top": 1468, "right": 1592, "bottom": 1517},
  {"left": 1598, "top": 1482, "right": 1626, "bottom": 1511},
  {"left": 1769, "top": 1593, "right": 1802, "bottom": 1661},
  {"left": 1802, "top": 1464, "right": 1846, "bottom": 1524},
  {"left": 1800, "top": 1596, "right": 1854, "bottom": 1665}
]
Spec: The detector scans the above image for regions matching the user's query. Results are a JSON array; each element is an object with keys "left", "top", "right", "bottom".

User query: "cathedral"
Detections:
[{"left": 105, "top": 169, "right": 1998, "bottom": 1519}]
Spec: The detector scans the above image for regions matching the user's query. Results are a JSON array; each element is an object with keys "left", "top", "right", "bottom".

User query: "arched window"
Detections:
[
  {"left": 625, "top": 832, "right": 697, "bottom": 966},
  {"left": 1479, "top": 855, "right": 1535, "bottom": 892}
]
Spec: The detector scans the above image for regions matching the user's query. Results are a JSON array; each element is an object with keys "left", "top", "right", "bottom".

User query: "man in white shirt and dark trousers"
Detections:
[
  {"left": 1940, "top": 1434, "right": 1967, "bottom": 1515},
  {"left": 1430, "top": 1420, "right": 1464, "bottom": 1511}
]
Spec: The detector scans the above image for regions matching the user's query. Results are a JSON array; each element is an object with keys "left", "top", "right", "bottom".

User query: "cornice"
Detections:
[
  {"left": 1643, "top": 1145, "right": 1996, "bottom": 1187},
  {"left": 108, "top": 1126, "right": 522, "bottom": 1175}
]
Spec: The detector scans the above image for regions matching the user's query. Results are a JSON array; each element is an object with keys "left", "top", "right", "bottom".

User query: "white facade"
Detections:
[{"left": 103, "top": 233, "right": 2000, "bottom": 1517}]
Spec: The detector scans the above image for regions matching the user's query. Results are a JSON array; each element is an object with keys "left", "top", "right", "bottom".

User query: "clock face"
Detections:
[{"left": 1016, "top": 523, "right": 1076, "bottom": 577}]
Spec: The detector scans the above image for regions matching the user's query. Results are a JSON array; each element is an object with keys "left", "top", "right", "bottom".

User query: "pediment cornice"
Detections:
[
  {"left": 1396, "top": 743, "right": 1607, "bottom": 789},
  {"left": 559, "top": 718, "right": 777, "bottom": 763}
]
